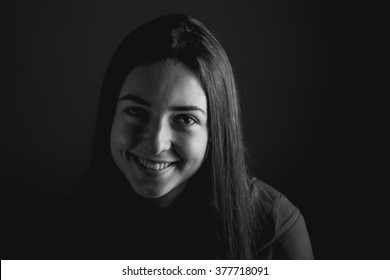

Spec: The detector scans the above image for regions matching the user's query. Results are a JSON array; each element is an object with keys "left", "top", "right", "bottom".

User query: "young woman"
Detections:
[{"left": 77, "top": 13, "right": 313, "bottom": 260}]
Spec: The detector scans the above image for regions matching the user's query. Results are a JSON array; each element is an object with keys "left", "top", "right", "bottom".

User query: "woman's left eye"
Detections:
[{"left": 174, "top": 115, "right": 197, "bottom": 126}]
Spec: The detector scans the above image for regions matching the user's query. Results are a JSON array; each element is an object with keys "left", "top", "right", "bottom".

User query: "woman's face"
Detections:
[{"left": 110, "top": 61, "right": 209, "bottom": 201}]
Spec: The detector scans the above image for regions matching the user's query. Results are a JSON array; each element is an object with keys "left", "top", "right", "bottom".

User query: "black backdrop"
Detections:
[{"left": 1, "top": 0, "right": 387, "bottom": 259}]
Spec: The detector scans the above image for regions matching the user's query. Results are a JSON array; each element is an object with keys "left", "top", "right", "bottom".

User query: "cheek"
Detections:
[
  {"left": 110, "top": 118, "right": 143, "bottom": 151},
  {"left": 176, "top": 130, "right": 208, "bottom": 165}
]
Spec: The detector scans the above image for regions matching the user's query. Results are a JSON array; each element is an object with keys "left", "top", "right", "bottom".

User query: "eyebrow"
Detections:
[
  {"left": 118, "top": 94, "right": 151, "bottom": 106},
  {"left": 171, "top": 106, "right": 207, "bottom": 116},
  {"left": 118, "top": 94, "right": 207, "bottom": 116}
]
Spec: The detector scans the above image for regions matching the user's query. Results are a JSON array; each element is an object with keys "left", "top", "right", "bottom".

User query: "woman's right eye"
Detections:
[{"left": 124, "top": 107, "right": 148, "bottom": 120}]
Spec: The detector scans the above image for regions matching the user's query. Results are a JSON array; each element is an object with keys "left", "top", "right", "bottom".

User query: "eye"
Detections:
[
  {"left": 174, "top": 115, "right": 198, "bottom": 126},
  {"left": 124, "top": 107, "right": 148, "bottom": 120}
]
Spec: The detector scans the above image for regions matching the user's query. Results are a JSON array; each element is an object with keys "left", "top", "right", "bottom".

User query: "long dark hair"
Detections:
[{"left": 89, "top": 14, "right": 257, "bottom": 259}]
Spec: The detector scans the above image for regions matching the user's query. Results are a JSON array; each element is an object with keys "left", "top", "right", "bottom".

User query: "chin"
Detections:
[{"left": 131, "top": 184, "right": 173, "bottom": 199}]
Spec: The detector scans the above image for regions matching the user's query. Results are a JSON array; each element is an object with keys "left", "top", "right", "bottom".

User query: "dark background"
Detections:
[{"left": 1, "top": 0, "right": 387, "bottom": 259}]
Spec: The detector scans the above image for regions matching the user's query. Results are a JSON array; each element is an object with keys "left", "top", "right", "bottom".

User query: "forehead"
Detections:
[{"left": 119, "top": 61, "right": 207, "bottom": 108}]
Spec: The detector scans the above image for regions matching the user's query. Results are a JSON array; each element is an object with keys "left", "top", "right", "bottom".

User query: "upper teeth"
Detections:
[{"left": 138, "top": 158, "right": 173, "bottom": 170}]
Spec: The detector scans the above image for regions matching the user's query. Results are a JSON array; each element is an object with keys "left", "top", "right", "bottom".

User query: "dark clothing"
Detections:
[
  {"left": 70, "top": 178, "right": 313, "bottom": 259},
  {"left": 2, "top": 178, "right": 313, "bottom": 259},
  {"left": 250, "top": 179, "right": 313, "bottom": 259}
]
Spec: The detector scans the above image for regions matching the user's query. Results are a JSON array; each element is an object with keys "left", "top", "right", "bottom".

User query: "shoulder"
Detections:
[
  {"left": 249, "top": 178, "right": 298, "bottom": 237},
  {"left": 250, "top": 178, "right": 313, "bottom": 259}
]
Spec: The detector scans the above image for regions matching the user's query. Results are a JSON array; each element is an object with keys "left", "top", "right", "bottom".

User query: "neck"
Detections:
[{"left": 144, "top": 182, "right": 188, "bottom": 209}]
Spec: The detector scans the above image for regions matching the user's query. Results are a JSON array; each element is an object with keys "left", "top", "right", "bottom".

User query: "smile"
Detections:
[{"left": 134, "top": 155, "right": 176, "bottom": 171}]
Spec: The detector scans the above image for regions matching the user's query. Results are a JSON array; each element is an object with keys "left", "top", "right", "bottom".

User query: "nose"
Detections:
[{"left": 142, "top": 119, "right": 172, "bottom": 155}]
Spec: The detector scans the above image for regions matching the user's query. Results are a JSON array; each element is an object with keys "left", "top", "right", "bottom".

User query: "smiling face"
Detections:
[{"left": 110, "top": 61, "right": 209, "bottom": 205}]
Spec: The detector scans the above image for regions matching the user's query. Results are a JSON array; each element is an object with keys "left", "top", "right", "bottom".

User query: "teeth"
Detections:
[{"left": 138, "top": 157, "right": 173, "bottom": 170}]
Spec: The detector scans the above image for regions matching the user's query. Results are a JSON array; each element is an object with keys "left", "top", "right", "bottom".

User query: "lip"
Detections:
[
  {"left": 129, "top": 153, "right": 178, "bottom": 175},
  {"left": 133, "top": 154, "right": 176, "bottom": 164}
]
